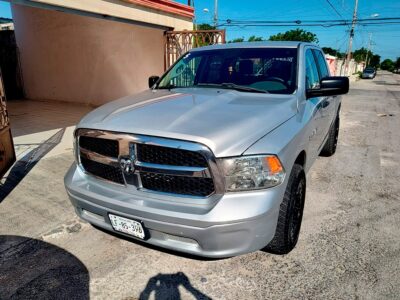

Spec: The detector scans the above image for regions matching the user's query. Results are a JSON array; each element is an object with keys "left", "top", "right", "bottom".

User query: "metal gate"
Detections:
[
  {"left": 0, "top": 30, "right": 24, "bottom": 99},
  {"left": 0, "top": 68, "right": 16, "bottom": 179},
  {"left": 164, "top": 29, "right": 226, "bottom": 70}
]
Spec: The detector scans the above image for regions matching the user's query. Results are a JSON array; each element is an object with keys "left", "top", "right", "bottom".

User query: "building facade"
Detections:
[{"left": 11, "top": 0, "right": 194, "bottom": 106}]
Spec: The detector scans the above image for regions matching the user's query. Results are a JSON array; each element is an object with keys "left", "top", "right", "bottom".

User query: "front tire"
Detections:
[
  {"left": 320, "top": 114, "right": 340, "bottom": 157},
  {"left": 264, "top": 164, "right": 306, "bottom": 255}
]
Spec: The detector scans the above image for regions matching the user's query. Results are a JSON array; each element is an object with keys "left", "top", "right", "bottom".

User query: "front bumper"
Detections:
[
  {"left": 64, "top": 163, "right": 286, "bottom": 258},
  {"left": 362, "top": 74, "right": 375, "bottom": 79}
]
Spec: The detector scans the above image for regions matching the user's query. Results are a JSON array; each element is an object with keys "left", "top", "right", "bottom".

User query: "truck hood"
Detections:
[{"left": 78, "top": 88, "right": 297, "bottom": 157}]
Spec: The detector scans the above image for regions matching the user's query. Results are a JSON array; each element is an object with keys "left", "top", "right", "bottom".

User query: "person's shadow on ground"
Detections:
[
  {"left": 0, "top": 235, "right": 89, "bottom": 299},
  {"left": 139, "top": 272, "right": 211, "bottom": 300}
]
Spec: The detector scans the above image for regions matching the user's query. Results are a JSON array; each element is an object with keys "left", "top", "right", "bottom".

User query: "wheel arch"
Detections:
[{"left": 294, "top": 150, "right": 307, "bottom": 169}]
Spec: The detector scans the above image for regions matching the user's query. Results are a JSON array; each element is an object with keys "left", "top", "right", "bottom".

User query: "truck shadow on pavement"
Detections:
[
  {"left": 0, "top": 128, "right": 65, "bottom": 202},
  {"left": 0, "top": 235, "right": 89, "bottom": 299},
  {"left": 139, "top": 272, "right": 211, "bottom": 300}
]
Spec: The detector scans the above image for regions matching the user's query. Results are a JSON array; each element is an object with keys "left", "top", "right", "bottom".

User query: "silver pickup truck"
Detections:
[{"left": 64, "top": 42, "right": 349, "bottom": 258}]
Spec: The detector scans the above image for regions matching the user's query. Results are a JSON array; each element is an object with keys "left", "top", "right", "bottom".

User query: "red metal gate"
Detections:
[{"left": 164, "top": 30, "right": 226, "bottom": 70}]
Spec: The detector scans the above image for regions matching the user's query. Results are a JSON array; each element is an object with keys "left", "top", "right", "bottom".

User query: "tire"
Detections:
[
  {"left": 320, "top": 114, "right": 340, "bottom": 157},
  {"left": 264, "top": 164, "right": 306, "bottom": 255}
]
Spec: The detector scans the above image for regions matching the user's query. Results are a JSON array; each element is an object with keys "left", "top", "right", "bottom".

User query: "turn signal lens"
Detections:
[
  {"left": 218, "top": 155, "right": 286, "bottom": 192},
  {"left": 265, "top": 156, "right": 283, "bottom": 174}
]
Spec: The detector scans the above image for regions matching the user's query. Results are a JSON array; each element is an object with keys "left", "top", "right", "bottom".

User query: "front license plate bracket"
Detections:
[{"left": 108, "top": 213, "right": 147, "bottom": 240}]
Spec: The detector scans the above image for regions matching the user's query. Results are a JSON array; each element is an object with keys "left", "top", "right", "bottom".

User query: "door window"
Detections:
[
  {"left": 305, "top": 49, "right": 320, "bottom": 89},
  {"left": 313, "top": 50, "right": 330, "bottom": 78}
]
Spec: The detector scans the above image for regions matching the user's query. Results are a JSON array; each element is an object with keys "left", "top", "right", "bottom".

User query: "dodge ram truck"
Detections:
[{"left": 64, "top": 42, "right": 349, "bottom": 258}]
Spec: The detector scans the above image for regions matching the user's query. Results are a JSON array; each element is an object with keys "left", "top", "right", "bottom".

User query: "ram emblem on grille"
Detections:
[{"left": 119, "top": 156, "right": 134, "bottom": 174}]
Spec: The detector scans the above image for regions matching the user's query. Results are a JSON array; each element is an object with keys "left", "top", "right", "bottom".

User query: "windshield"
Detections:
[
  {"left": 364, "top": 68, "right": 375, "bottom": 73},
  {"left": 157, "top": 48, "right": 298, "bottom": 94}
]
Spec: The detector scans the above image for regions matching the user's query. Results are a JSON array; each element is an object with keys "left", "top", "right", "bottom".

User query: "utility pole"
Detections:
[
  {"left": 345, "top": 0, "right": 359, "bottom": 76},
  {"left": 213, "top": 0, "right": 218, "bottom": 28},
  {"left": 365, "top": 33, "right": 372, "bottom": 67}
]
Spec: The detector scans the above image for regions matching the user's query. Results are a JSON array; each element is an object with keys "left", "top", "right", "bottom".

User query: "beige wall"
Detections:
[
  {"left": 27, "top": 0, "right": 193, "bottom": 31},
  {"left": 12, "top": 4, "right": 168, "bottom": 105}
]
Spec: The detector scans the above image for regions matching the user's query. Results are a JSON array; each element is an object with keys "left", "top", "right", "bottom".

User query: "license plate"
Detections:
[{"left": 108, "top": 214, "right": 146, "bottom": 239}]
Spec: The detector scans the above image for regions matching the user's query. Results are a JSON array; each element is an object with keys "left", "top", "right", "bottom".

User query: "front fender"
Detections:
[{"left": 242, "top": 112, "right": 312, "bottom": 178}]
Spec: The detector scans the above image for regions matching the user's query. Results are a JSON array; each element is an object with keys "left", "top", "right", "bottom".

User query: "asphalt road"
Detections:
[{"left": 1, "top": 72, "right": 399, "bottom": 299}]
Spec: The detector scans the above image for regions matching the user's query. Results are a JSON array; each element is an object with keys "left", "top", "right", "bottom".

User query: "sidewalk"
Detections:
[
  {"left": 7, "top": 99, "right": 92, "bottom": 160},
  {"left": 1, "top": 99, "right": 92, "bottom": 197}
]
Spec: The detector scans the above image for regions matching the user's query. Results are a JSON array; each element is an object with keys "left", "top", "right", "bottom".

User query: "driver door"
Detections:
[{"left": 0, "top": 69, "right": 16, "bottom": 179}]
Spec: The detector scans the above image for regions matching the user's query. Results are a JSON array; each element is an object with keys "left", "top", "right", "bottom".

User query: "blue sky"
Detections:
[
  {"left": 0, "top": 1, "right": 11, "bottom": 18},
  {"left": 185, "top": 0, "right": 400, "bottom": 60},
  {"left": 1, "top": 1, "right": 399, "bottom": 60}
]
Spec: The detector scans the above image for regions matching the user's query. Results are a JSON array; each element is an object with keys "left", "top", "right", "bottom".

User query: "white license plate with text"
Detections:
[{"left": 109, "top": 214, "right": 145, "bottom": 239}]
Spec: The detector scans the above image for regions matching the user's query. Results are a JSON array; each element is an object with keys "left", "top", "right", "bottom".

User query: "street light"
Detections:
[
  {"left": 204, "top": 1, "right": 218, "bottom": 27},
  {"left": 213, "top": 0, "right": 218, "bottom": 28}
]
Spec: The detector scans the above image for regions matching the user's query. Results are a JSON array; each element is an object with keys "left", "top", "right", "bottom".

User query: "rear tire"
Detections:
[
  {"left": 320, "top": 114, "right": 340, "bottom": 157},
  {"left": 264, "top": 164, "right": 306, "bottom": 255}
]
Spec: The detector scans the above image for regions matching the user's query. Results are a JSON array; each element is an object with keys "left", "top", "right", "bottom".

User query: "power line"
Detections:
[
  {"left": 325, "top": 0, "right": 347, "bottom": 21},
  {"left": 217, "top": 17, "right": 400, "bottom": 28},
  {"left": 219, "top": 22, "right": 400, "bottom": 28},
  {"left": 221, "top": 17, "right": 400, "bottom": 25}
]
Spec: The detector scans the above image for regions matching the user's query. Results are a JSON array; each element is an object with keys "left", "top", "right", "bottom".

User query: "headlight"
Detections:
[{"left": 218, "top": 155, "right": 285, "bottom": 191}]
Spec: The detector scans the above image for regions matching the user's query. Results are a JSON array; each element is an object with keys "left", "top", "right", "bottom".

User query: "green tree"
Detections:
[
  {"left": 369, "top": 55, "right": 381, "bottom": 68},
  {"left": 353, "top": 47, "right": 373, "bottom": 63},
  {"left": 193, "top": 23, "right": 216, "bottom": 47},
  {"left": 395, "top": 57, "right": 400, "bottom": 69},
  {"left": 229, "top": 37, "right": 245, "bottom": 43},
  {"left": 380, "top": 59, "right": 395, "bottom": 72},
  {"left": 248, "top": 35, "right": 264, "bottom": 42},
  {"left": 322, "top": 47, "right": 344, "bottom": 58},
  {"left": 268, "top": 29, "right": 318, "bottom": 43},
  {"left": 195, "top": 23, "right": 216, "bottom": 30}
]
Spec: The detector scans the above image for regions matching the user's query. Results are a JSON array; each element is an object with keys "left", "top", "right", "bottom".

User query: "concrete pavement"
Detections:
[{"left": 1, "top": 72, "right": 399, "bottom": 299}]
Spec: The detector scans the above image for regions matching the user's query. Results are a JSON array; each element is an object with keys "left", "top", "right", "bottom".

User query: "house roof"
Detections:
[{"left": 121, "top": 0, "right": 194, "bottom": 19}]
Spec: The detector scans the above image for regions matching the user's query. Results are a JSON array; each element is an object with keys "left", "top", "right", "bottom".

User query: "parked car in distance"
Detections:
[
  {"left": 64, "top": 42, "right": 349, "bottom": 258},
  {"left": 361, "top": 67, "right": 376, "bottom": 79}
]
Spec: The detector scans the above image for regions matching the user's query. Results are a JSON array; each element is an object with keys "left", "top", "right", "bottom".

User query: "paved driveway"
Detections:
[{"left": 1, "top": 72, "right": 399, "bottom": 299}]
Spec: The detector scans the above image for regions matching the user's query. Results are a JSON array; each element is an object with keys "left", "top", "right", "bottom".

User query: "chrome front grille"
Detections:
[
  {"left": 140, "top": 172, "right": 214, "bottom": 197},
  {"left": 136, "top": 144, "right": 208, "bottom": 167},
  {"left": 79, "top": 136, "right": 119, "bottom": 158},
  {"left": 80, "top": 156, "right": 124, "bottom": 184},
  {"left": 76, "top": 129, "right": 223, "bottom": 197}
]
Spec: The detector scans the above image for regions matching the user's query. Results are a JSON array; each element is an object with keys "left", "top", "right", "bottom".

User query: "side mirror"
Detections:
[
  {"left": 148, "top": 76, "right": 160, "bottom": 88},
  {"left": 307, "top": 76, "right": 349, "bottom": 98}
]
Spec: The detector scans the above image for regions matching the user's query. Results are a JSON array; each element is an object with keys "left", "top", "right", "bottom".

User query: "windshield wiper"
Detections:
[
  {"left": 159, "top": 83, "right": 268, "bottom": 93},
  {"left": 220, "top": 83, "right": 268, "bottom": 93},
  {"left": 157, "top": 83, "right": 176, "bottom": 90},
  {"left": 196, "top": 83, "right": 268, "bottom": 93}
]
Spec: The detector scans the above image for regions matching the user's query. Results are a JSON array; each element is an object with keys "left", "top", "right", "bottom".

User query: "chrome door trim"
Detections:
[{"left": 135, "top": 161, "right": 212, "bottom": 178}]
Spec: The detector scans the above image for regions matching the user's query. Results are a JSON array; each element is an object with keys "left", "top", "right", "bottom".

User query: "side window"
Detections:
[
  {"left": 305, "top": 49, "right": 320, "bottom": 90},
  {"left": 313, "top": 50, "right": 330, "bottom": 78}
]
